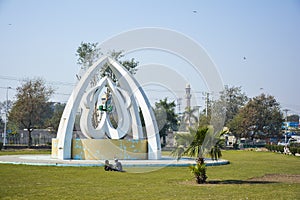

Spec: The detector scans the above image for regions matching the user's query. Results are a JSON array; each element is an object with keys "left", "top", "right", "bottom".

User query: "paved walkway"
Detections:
[{"left": 0, "top": 154, "right": 229, "bottom": 167}]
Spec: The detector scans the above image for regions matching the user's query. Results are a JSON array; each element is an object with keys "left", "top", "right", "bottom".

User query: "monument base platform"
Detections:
[{"left": 52, "top": 139, "right": 148, "bottom": 160}]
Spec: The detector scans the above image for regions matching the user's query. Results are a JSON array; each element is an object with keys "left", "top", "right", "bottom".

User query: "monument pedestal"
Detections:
[{"left": 52, "top": 138, "right": 148, "bottom": 160}]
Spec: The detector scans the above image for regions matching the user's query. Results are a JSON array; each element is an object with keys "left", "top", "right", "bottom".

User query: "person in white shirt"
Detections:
[{"left": 114, "top": 159, "right": 124, "bottom": 172}]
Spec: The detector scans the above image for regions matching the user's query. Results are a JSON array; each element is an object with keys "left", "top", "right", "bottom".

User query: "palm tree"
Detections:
[
  {"left": 184, "top": 127, "right": 208, "bottom": 160},
  {"left": 171, "top": 132, "right": 194, "bottom": 159},
  {"left": 172, "top": 127, "right": 208, "bottom": 183},
  {"left": 184, "top": 127, "right": 208, "bottom": 183},
  {"left": 209, "top": 131, "right": 226, "bottom": 161},
  {"left": 183, "top": 106, "right": 198, "bottom": 128},
  {"left": 172, "top": 126, "right": 225, "bottom": 184},
  {"left": 172, "top": 127, "right": 209, "bottom": 160}
]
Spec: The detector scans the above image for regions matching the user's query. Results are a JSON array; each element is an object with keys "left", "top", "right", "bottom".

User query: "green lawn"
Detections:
[
  {"left": 0, "top": 150, "right": 299, "bottom": 200},
  {"left": 0, "top": 149, "right": 51, "bottom": 156}
]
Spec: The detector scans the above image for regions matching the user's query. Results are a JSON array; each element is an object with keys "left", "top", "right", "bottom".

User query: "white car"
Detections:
[
  {"left": 277, "top": 141, "right": 288, "bottom": 146},
  {"left": 278, "top": 137, "right": 300, "bottom": 146}
]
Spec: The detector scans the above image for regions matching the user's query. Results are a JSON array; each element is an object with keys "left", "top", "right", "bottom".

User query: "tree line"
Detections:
[
  {"left": 1, "top": 42, "right": 295, "bottom": 148},
  {"left": 156, "top": 85, "right": 293, "bottom": 145}
]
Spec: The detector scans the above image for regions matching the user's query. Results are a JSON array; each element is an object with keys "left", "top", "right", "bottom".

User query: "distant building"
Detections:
[{"left": 185, "top": 84, "right": 191, "bottom": 109}]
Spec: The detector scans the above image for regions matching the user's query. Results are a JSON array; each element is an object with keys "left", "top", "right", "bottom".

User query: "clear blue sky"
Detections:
[{"left": 0, "top": 0, "right": 300, "bottom": 115}]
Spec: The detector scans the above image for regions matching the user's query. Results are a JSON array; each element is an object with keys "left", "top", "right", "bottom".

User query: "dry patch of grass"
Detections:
[{"left": 248, "top": 174, "right": 300, "bottom": 183}]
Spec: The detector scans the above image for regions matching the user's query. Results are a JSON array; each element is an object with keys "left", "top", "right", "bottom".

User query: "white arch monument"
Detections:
[{"left": 52, "top": 56, "right": 161, "bottom": 160}]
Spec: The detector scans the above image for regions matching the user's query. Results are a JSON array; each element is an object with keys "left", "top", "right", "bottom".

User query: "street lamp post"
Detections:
[{"left": 3, "top": 86, "right": 12, "bottom": 146}]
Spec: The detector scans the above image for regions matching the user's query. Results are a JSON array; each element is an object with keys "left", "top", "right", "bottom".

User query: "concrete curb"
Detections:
[{"left": 0, "top": 154, "right": 229, "bottom": 167}]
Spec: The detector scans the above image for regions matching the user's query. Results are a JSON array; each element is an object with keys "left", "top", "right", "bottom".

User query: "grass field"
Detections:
[
  {"left": 0, "top": 150, "right": 299, "bottom": 200},
  {"left": 0, "top": 149, "right": 51, "bottom": 156}
]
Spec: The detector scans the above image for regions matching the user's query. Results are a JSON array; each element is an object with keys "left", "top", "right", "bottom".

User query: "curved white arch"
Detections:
[
  {"left": 56, "top": 56, "right": 161, "bottom": 160},
  {"left": 80, "top": 77, "right": 131, "bottom": 139}
]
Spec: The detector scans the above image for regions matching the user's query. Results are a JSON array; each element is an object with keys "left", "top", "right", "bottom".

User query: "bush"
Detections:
[
  {"left": 233, "top": 143, "right": 239, "bottom": 150},
  {"left": 0, "top": 142, "right": 3, "bottom": 150},
  {"left": 290, "top": 143, "right": 300, "bottom": 148},
  {"left": 290, "top": 147, "right": 298, "bottom": 156},
  {"left": 289, "top": 143, "right": 300, "bottom": 155},
  {"left": 277, "top": 145, "right": 284, "bottom": 153},
  {"left": 266, "top": 144, "right": 279, "bottom": 152},
  {"left": 189, "top": 163, "right": 207, "bottom": 184},
  {"left": 266, "top": 144, "right": 300, "bottom": 155}
]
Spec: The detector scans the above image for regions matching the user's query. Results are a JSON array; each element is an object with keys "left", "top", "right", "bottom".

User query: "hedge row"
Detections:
[
  {"left": 265, "top": 144, "right": 284, "bottom": 153},
  {"left": 265, "top": 144, "right": 300, "bottom": 156}
]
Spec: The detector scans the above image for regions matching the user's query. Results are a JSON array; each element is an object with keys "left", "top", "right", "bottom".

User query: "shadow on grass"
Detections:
[
  {"left": 180, "top": 179, "right": 278, "bottom": 186},
  {"left": 206, "top": 180, "right": 277, "bottom": 184},
  {"left": 201, "top": 174, "right": 300, "bottom": 185}
]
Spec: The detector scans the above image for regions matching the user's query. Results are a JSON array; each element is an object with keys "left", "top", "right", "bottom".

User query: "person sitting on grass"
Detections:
[
  {"left": 114, "top": 159, "right": 125, "bottom": 172},
  {"left": 104, "top": 160, "right": 116, "bottom": 171}
]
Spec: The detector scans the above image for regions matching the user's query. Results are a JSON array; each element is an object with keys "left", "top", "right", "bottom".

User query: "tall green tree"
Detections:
[
  {"left": 103, "top": 50, "right": 138, "bottom": 81},
  {"left": 215, "top": 85, "right": 248, "bottom": 126},
  {"left": 154, "top": 98, "right": 178, "bottom": 146},
  {"left": 226, "top": 113, "right": 244, "bottom": 140},
  {"left": 8, "top": 79, "right": 54, "bottom": 147},
  {"left": 76, "top": 42, "right": 102, "bottom": 69},
  {"left": 228, "top": 93, "right": 283, "bottom": 140},
  {"left": 0, "top": 118, "right": 3, "bottom": 132},
  {"left": 198, "top": 112, "right": 210, "bottom": 128},
  {"left": 45, "top": 103, "right": 66, "bottom": 132},
  {"left": 198, "top": 86, "right": 247, "bottom": 130},
  {"left": 76, "top": 42, "right": 139, "bottom": 81}
]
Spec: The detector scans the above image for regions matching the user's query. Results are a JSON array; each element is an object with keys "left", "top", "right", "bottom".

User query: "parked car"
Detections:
[
  {"left": 278, "top": 136, "right": 300, "bottom": 146},
  {"left": 277, "top": 141, "right": 289, "bottom": 146}
]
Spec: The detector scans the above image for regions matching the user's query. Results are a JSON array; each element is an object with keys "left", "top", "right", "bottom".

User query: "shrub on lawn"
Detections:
[
  {"left": 266, "top": 143, "right": 300, "bottom": 156},
  {"left": 277, "top": 145, "right": 284, "bottom": 153},
  {"left": 189, "top": 158, "right": 207, "bottom": 184},
  {"left": 290, "top": 147, "right": 298, "bottom": 156}
]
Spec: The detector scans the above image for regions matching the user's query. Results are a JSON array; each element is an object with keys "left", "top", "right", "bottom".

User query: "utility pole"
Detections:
[
  {"left": 185, "top": 84, "right": 192, "bottom": 127},
  {"left": 3, "top": 86, "right": 12, "bottom": 146},
  {"left": 202, "top": 92, "right": 210, "bottom": 117},
  {"left": 206, "top": 92, "right": 209, "bottom": 117},
  {"left": 177, "top": 98, "right": 182, "bottom": 114}
]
